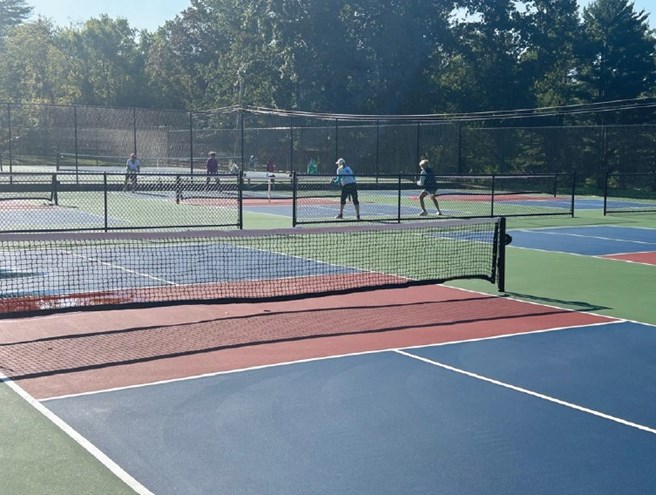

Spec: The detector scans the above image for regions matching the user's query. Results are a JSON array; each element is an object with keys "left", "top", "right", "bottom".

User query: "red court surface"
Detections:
[
  {"left": 601, "top": 251, "right": 656, "bottom": 265},
  {"left": 0, "top": 285, "right": 614, "bottom": 400}
]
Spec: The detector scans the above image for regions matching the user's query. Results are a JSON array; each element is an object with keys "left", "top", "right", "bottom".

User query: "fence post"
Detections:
[
  {"left": 571, "top": 172, "right": 576, "bottom": 217},
  {"left": 238, "top": 169, "right": 244, "bottom": 229},
  {"left": 457, "top": 123, "right": 462, "bottom": 174},
  {"left": 189, "top": 111, "right": 194, "bottom": 174},
  {"left": 376, "top": 120, "right": 380, "bottom": 177},
  {"left": 334, "top": 119, "right": 339, "bottom": 162},
  {"left": 74, "top": 105, "right": 79, "bottom": 182},
  {"left": 240, "top": 110, "right": 245, "bottom": 171},
  {"left": 292, "top": 171, "right": 298, "bottom": 227},
  {"left": 289, "top": 116, "right": 294, "bottom": 173},
  {"left": 397, "top": 174, "right": 402, "bottom": 223},
  {"left": 491, "top": 174, "right": 496, "bottom": 217},
  {"left": 132, "top": 107, "right": 137, "bottom": 155},
  {"left": 415, "top": 122, "right": 421, "bottom": 168},
  {"left": 7, "top": 103, "right": 12, "bottom": 178},
  {"left": 104, "top": 173, "right": 109, "bottom": 232}
]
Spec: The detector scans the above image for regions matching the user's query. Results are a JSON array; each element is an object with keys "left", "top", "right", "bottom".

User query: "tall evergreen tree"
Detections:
[
  {"left": 579, "top": 0, "right": 656, "bottom": 102},
  {"left": 0, "top": 0, "right": 32, "bottom": 38}
]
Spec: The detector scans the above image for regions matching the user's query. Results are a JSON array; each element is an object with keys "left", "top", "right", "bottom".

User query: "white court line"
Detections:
[
  {"left": 41, "top": 319, "right": 624, "bottom": 402},
  {"left": 1, "top": 374, "right": 154, "bottom": 495},
  {"left": 525, "top": 230, "right": 656, "bottom": 246},
  {"left": 65, "top": 250, "right": 180, "bottom": 286},
  {"left": 395, "top": 349, "right": 656, "bottom": 436}
]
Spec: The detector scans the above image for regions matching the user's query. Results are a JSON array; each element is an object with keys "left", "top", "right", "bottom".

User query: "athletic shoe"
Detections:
[
  {"left": 335, "top": 214, "right": 343, "bottom": 219},
  {"left": 357, "top": 216, "right": 361, "bottom": 220},
  {"left": 418, "top": 211, "right": 428, "bottom": 216},
  {"left": 436, "top": 211, "right": 442, "bottom": 216}
]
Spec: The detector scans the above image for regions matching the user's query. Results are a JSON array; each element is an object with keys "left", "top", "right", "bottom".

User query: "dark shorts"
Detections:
[
  {"left": 340, "top": 183, "right": 359, "bottom": 205},
  {"left": 421, "top": 188, "right": 437, "bottom": 196},
  {"left": 125, "top": 170, "right": 138, "bottom": 180}
]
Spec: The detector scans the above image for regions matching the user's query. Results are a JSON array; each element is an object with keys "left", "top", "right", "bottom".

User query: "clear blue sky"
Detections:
[
  {"left": 28, "top": 0, "right": 191, "bottom": 32},
  {"left": 27, "top": 0, "right": 655, "bottom": 32}
]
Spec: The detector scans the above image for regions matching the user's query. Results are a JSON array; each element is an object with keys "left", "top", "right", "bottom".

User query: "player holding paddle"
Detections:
[
  {"left": 417, "top": 159, "right": 442, "bottom": 216},
  {"left": 333, "top": 158, "right": 361, "bottom": 220},
  {"left": 123, "top": 152, "right": 141, "bottom": 192}
]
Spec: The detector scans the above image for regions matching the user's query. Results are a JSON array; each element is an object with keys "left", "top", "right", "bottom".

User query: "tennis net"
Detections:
[{"left": 0, "top": 217, "right": 506, "bottom": 317}]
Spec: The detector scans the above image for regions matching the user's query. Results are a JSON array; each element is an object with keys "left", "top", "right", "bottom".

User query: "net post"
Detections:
[{"left": 497, "top": 216, "right": 506, "bottom": 292}]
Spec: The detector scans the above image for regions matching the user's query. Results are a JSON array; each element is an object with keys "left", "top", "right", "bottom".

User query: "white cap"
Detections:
[{"left": 336, "top": 158, "right": 345, "bottom": 165}]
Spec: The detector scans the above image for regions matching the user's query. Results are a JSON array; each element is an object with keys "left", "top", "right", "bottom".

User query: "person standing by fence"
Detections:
[
  {"left": 123, "top": 152, "right": 141, "bottom": 192},
  {"left": 417, "top": 159, "right": 441, "bottom": 216},
  {"left": 333, "top": 158, "right": 361, "bottom": 220},
  {"left": 206, "top": 151, "right": 220, "bottom": 188}
]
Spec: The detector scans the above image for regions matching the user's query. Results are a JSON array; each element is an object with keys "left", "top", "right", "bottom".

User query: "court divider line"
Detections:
[
  {"left": 394, "top": 349, "right": 656, "bottom": 436},
  {"left": 0, "top": 373, "right": 154, "bottom": 495}
]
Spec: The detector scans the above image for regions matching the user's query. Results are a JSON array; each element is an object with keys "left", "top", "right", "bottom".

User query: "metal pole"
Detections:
[
  {"left": 415, "top": 122, "right": 421, "bottom": 167},
  {"left": 497, "top": 216, "right": 506, "bottom": 292},
  {"left": 189, "top": 111, "right": 194, "bottom": 175},
  {"left": 7, "top": 104, "right": 12, "bottom": 178},
  {"left": 132, "top": 107, "right": 137, "bottom": 155},
  {"left": 289, "top": 116, "right": 294, "bottom": 173},
  {"left": 74, "top": 105, "right": 79, "bottom": 182}
]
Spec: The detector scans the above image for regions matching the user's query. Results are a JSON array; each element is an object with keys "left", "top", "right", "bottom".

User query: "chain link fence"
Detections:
[
  {"left": 0, "top": 171, "right": 241, "bottom": 233},
  {"left": 2, "top": 103, "right": 656, "bottom": 190}
]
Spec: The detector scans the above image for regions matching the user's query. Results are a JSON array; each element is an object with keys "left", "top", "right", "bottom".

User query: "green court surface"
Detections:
[
  {"left": 1, "top": 207, "right": 655, "bottom": 494},
  {"left": 0, "top": 383, "right": 136, "bottom": 494}
]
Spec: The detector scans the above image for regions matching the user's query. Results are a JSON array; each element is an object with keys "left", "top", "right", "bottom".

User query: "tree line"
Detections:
[{"left": 0, "top": 0, "right": 654, "bottom": 120}]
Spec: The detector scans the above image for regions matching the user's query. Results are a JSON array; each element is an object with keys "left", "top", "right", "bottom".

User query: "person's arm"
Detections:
[{"left": 417, "top": 170, "right": 426, "bottom": 186}]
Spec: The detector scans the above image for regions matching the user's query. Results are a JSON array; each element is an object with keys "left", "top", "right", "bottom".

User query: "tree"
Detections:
[
  {"left": 0, "top": 0, "right": 32, "bottom": 38},
  {"left": 516, "top": 0, "right": 581, "bottom": 108},
  {"left": 58, "top": 15, "right": 149, "bottom": 106},
  {"left": 0, "top": 19, "right": 67, "bottom": 103},
  {"left": 579, "top": 0, "right": 656, "bottom": 102},
  {"left": 442, "top": 0, "right": 528, "bottom": 112}
]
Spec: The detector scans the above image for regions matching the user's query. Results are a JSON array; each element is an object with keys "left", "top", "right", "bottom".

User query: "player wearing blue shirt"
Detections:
[{"left": 334, "top": 158, "right": 361, "bottom": 220}]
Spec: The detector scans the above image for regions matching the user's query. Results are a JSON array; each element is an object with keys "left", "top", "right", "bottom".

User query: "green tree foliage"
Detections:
[
  {"left": 58, "top": 15, "right": 149, "bottom": 106},
  {"left": 0, "top": 19, "right": 67, "bottom": 103},
  {"left": 446, "top": 0, "right": 527, "bottom": 112},
  {"left": 0, "top": 0, "right": 32, "bottom": 38},
  {"left": 0, "top": 0, "right": 655, "bottom": 118},
  {"left": 580, "top": 0, "right": 655, "bottom": 102},
  {"left": 517, "top": 0, "right": 581, "bottom": 107}
]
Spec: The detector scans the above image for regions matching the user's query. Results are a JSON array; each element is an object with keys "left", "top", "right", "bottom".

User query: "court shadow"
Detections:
[
  {"left": 0, "top": 295, "right": 592, "bottom": 381},
  {"left": 503, "top": 292, "right": 609, "bottom": 312}
]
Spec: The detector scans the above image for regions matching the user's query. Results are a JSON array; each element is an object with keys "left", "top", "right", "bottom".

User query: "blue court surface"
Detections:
[
  {"left": 43, "top": 320, "right": 656, "bottom": 495},
  {"left": 509, "top": 225, "right": 656, "bottom": 256}
]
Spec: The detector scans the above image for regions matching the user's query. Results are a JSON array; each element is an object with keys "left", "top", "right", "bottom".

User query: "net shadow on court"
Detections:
[{"left": 0, "top": 294, "right": 583, "bottom": 381}]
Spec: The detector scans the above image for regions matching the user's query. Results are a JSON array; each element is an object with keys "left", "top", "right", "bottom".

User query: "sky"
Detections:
[
  {"left": 27, "top": 0, "right": 192, "bottom": 32},
  {"left": 26, "top": 0, "right": 656, "bottom": 32}
]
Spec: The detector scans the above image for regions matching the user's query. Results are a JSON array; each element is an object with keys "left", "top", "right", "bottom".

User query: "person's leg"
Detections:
[
  {"left": 337, "top": 187, "right": 347, "bottom": 218},
  {"left": 419, "top": 191, "right": 428, "bottom": 215},
  {"left": 352, "top": 187, "right": 360, "bottom": 219},
  {"left": 431, "top": 193, "right": 441, "bottom": 215}
]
